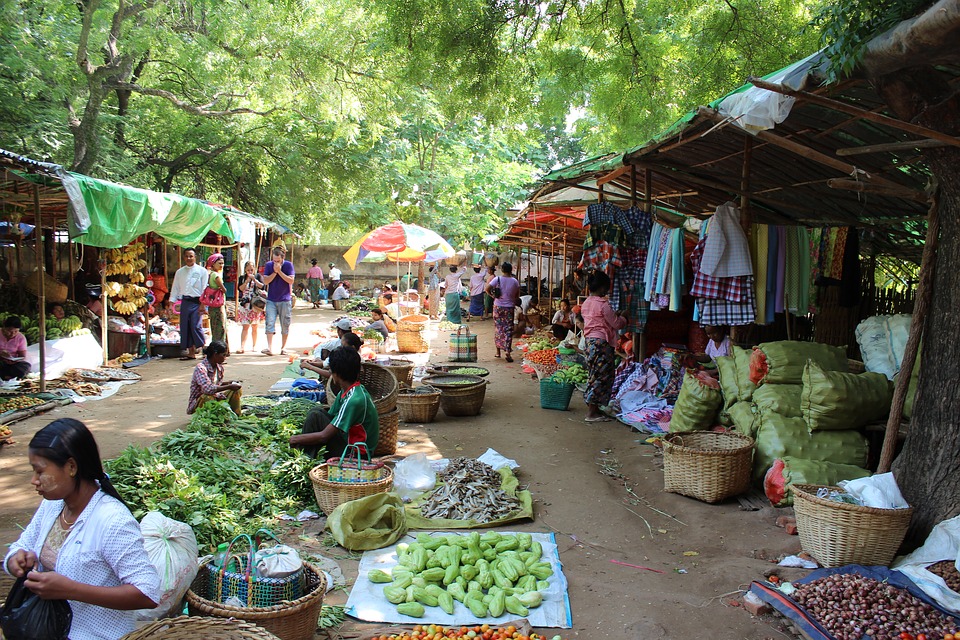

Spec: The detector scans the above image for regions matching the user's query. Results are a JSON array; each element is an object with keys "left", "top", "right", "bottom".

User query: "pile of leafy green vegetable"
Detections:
[{"left": 105, "top": 399, "right": 321, "bottom": 551}]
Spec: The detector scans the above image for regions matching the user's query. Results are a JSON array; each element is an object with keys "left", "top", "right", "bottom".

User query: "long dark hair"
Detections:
[{"left": 29, "top": 418, "right": 127, "bottom": 507}]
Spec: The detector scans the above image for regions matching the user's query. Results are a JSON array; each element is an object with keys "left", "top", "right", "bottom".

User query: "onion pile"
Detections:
[
  {"left": 792, "top": 574, "right": 959, "bottom": 640},
  {"left": 927, "top": 561, "right": 960, "bottom": 593}
]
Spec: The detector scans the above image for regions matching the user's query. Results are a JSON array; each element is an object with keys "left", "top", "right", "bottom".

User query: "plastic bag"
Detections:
[
  {"left": 135, "top": 512, "right": 199, "bottom": 621},
  {"left": 892, "top": 514, "right": 960, "bottom": 613},
  {"left": 728, "top": 401, "right": 757, "bottom": 438},
  {"left": 393, "top": 453, "right": 437, "bottom": 501},
  {"left": 668, "top": 371, "right": 722, "bottom": 433},
  {"left": 801, "top": 361, "right": 892, "bottom": 431},
  {"left": 326, "top": 492, "right": 408, "bottom": 551},
  {"left": 0, "top": 574, "right": 72, "bottom": 640},
  {"left": 255, "top": 545, "right": 303, "bottom": 578},
  {"left": 837, "top": 472, "right": 909, "bottom": 509},
  {"left": 855, "top": 314, "right": 912, "bottom": 379}
]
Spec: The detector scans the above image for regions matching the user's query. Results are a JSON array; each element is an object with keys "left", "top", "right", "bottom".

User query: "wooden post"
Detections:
[
  {"left": 561, "top": 233, "right": 568, "bottom": 300},
  {"left": 100, "top": 254, "right": 108, "bottom": 366},
  {"left": 34, "top": 186, "right": 46, "bottom": 393},
  {"left": 636, "top": 168, "right": 653, "bottom": 361},
  {"left": 67, "top": 238, "right": 76, "bottom": 302},
  {"left": 630, "top": 165, "right": 637, "bottom": 207},
  {"left": 877, "top": 193, "right": 939, "bottom": 473},
  {"left": 142, "top": 236, "right": 151, "bottom": 357}
]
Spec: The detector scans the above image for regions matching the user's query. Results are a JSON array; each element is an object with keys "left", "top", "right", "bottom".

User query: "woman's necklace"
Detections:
[{"left": 59, "top": 509, "right": 76, "bottom": 529}]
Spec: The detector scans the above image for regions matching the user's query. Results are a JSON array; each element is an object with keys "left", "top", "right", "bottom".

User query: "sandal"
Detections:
[
  {"left": 261, "top": 349, "right": 274, "bottom": 356},
  {"left": 505, "top": 354, "right": 514, "bottom": 363},
  {"left": 584, "top": 415, "right": 613, "bottom": 423}
]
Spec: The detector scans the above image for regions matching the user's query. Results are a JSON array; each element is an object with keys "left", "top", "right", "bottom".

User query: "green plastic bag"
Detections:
[
  {"left": 734, "top": 346, "right": 757, "bottom": 402},
  {"left": 728, "top": 401, "right": 757, "bottom": 438},
  {"left": 716, "top": 355, "right": 739, "bottom": 410},
  {"left": 753, "top": 341, "right": 848, "bottom": 385},
  {"left": 753, "top": 409, "right": 868, "bottom": 481},
  {"left": 752, "top": 384, "right": 802, "bottom": 418},
  {"left": 763, "top": 457, "right": 870, "bottom": 507},
  {"left": 668, "top": 371, "right": 722, "bottom": 433},
  {"left": 801, "top": 361, "right": 892, "bottom": 431},
  {"left": 327, "top": 492, "right": 408, "bottom": 551}
]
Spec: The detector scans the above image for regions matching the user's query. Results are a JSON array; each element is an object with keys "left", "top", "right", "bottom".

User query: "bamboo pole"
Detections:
[
  {"left": 877, "top": 192, "right": 940, "bottom": 473},
  {"left": 67, "top": 237, "right": 75, "bottom": 301},
  {"left": 100, "top": 253, "right": 108, "bottom": 366},
  {"left": 142, "top": 236, "right": 151, "bottom": 357},
  {"left": 33, "top": 186, "right": 45, "bottom": 393}
]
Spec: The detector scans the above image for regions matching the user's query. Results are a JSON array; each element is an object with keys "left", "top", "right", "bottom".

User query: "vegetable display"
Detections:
[
  {"left": 371, "top": 625, "right": 563, "bottom": 640},
  {"left": 928, "top": 561, "right": 960, "bottom": 593},
  {"left": 105, "top": 399, "right": 316, "bottom": 549},
  {"left": 449, "top": 368, "right": 487, "bottom": 375},
  {"left": 0, "top": 311, "right": 88, "bottom": 344},
  {"left": 377, "top": 532, "right": 553, "bottom": 620},
  {"left": 792, "top": 574, "right": 959, "bottom": 640},
  {"left": 524, "top": 349, "right": 558, "bottom": 367},
  {"left": 548, "top": 365, "right": 586, "bottom": 385},
  {"left": 419, "top": 458, "right": 521, "bottom": 523},
  {"left": 0, "top": 396, "right": 45, "bottom": 412},
  {"left": 0, "top": 424, "right": 12, "bottom": 439}
]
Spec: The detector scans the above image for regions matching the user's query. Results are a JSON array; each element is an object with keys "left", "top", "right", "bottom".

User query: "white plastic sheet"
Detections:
[
  {"left": 346, "top": 531, "right": 572, "bottom": 628},
  {"left": 893, "top": 515, "right": 960, "bottom": 613}
]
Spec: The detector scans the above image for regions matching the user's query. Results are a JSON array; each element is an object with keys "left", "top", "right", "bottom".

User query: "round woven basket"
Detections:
[
  {"left": 375, "top": 408, "right": 400, "bottom": 456},
  {"left": 309, "top": 463, "right": 394, "bottom": 515},
  {"left": 792, "top": 483, "right": 913, "bottom": 567},
  {"left": 397, "top": 314, "right": 428, "bottom": 332},
  {"left": 396, "top": 329, "right": 428, "bottom": 353},
  {"left": 381, "top": 358, "right": 415, "bottom": 387},
  {"left": 662, "top": 431, "right": 754, "bottom": 503},
  {"left": 437, "top": 381, "right": 487, "bottom": 417},
  {"left": 120, "top": 616, "right": 281, "bottom": 640},
  {"left": 185, "top": 562, "right": 326, "bottom": 640},
  {"left": 327, "top": 363, "right": 398, "bottom": 414},
  {"left": 397, "top": 387, "right": 441, "bottom": 423},
  {"left": 427, "top": 365, "right": 490, "bottom": 378},
  {"left": 420, "top": 374, "right": 485, "bottom": 389}
]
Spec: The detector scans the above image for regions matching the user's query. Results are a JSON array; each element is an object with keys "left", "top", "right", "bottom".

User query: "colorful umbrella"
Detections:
[{"left": 343, "top": 221, "right": 454, "bottom": 268}]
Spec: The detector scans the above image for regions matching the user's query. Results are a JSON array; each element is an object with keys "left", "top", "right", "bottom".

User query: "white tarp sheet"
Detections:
[
  {"left": 346, "top": 531, "right": 572, "bottom": 628},
  {"left": 26, "top": 333, "right": 105, "bottom": 378}
]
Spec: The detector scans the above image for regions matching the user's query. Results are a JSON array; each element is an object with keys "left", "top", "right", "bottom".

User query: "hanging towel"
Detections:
[
  {"left": 752, "top": 224, "right": 769, "bottom": 324},
  {"left": 775, "top": 226, "right": 787, "bottom": 314},
  {"left": 700, "top": 203, "right": 753, "bottom": 277},
  {"left": 669, "top": 228, "right": 684, "bottom": 312}
]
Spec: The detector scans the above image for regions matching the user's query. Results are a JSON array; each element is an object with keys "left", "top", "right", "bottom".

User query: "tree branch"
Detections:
[
  {"left": 113, "top": 83, "right": 278, "bottom": 116},
  {"left": 76, "top": 0, "right": 102, "bottom": 75}
]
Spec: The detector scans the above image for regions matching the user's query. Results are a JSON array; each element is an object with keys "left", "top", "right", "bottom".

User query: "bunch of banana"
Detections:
[
  {"left": 105, "top": 281, "right": 123, "bottom": 297},
  {"left": 112, "top": 300, "right": 141, "bottom": 315},
  {"left": 116, "top": 352, "right": 135, "bottom": 363}
]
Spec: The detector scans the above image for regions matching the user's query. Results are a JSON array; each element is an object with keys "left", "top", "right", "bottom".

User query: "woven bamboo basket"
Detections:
[
  {"left": 792, "top": 483, "right": 913, "bottom": 567},
  {"left": 327, "top": 363, "right": 398, "bottom": 414},
  {"left": 397, "top": 387, "right": 441, "bottom": 423},
  {"left": 427, "top": 365, "right": 490, "bottom": 377},
  {"left": 397, "top": 314, "right": 429, "bottom": 332},
  {"left": 309, "top": 463, "right": 394, "bottom": 515},
  {"left": 185, "top": 562, "right": 326, "bottom": 640},
  {"left": 662, "top": 431, "right": 754, "bottom": 503},
  {"left": 436, "top": 380, "right": 487, "bottom": 417},
  {"left": 396, "top": 329, "right": 428, "bottom": 353},
  {"left": 381, "top": 358, "right": 415, "bottom": 387},
  {"left": 375, "top": 408, "right": 400, "bottom": 456},
  {"left": 120, "top": 616, "right": 281, "bottom": 640}
]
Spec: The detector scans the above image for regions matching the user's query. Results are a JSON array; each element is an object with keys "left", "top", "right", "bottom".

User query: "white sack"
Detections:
[{"left": 135, "top": 512, "right": 199, "bottom": 620}]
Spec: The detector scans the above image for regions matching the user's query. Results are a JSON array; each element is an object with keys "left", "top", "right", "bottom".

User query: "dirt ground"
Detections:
[{"left": 0, "top": 306, "right": 805, "bottom": 639}]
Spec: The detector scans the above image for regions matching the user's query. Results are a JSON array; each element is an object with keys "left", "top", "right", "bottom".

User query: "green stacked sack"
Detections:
[
  {"left": 752, "top": 341, "right": 848, "bottom": 385},
  {"left": 753, "top": 409, "right": 868, "bottom": 481},
  {"left": 728, "top": 401, "right": 757, "bottom": 438},
  {"left": 668, "top": 371, "right": 722, "bottom": 433},
  {"left": 752, "top": 384, "right": 802, "bottom": 418},
  {"left": 733, "top": 346, "right": 756, "bottom": 401},
  {"left": 716, "top": 355, "right": 739, "bottom": 411},
  {"left": 801, "top": 361, "right": 892, "bottom": 431}
]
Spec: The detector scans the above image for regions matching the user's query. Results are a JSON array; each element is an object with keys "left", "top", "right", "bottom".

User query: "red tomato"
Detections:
[{"left": 915, "top": 635, "right": 926, "bottom": 640}]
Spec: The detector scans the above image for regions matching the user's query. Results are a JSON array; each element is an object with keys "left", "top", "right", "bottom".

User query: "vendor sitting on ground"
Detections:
[
  {"left": 187, "top": 340, "right": 242, "bottom": 416},
  {"left": 314, "top": 318, "right": 354, "bottom": 361},
  {"left": 0, "top": 316, "right": 30, "bottom": 380},
  {"left": 696, "top": 325, "right": 731, "bottom": 362},
  {"left": 332, "top": 281, "right": 351, "bottom": 300},
  {"left": 365, "top": 308, "right": 390, "bottom": 341},
  {"left": 48, "top": 301, "right": 66, "bottom": 320},
  {"left": 301, "top": 332, "right": 363, "bottom": 381},
  {"left": 290, "top": 346, "right": 379, "bottom": 459}
]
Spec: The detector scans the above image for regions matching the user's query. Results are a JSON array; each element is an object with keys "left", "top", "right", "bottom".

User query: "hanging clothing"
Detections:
[
  {"left": 750, "top": 224, "right": 769, "bottom": 324},
  {"left": 698, "top": 277, "right": 757, "bottom": 326},
  {"left": 700, "top": 203, "right": 753, "bottom": 278},
  {"left": 765, "top": 225, "right": 780, "bottom": 324}
]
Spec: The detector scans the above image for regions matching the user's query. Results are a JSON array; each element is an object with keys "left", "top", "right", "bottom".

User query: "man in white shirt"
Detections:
[
  {"left": 467, "top": 265, "right": 487, "bottom": 321},
  {"left": 327, "top": 262, "right": 343, "bottom": 300},
  {"left": 168, "top": 248, "right": 208, "bottom": 359}
]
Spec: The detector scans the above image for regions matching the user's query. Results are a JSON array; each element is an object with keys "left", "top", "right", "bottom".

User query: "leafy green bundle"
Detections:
[{"left": 105, "top": 399, "right": 320, "bottom": 550}]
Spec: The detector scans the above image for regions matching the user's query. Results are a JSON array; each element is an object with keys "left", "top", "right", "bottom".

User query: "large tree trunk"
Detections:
[{"left": 875, "top": 68, "right": 960, "bottom": 544}]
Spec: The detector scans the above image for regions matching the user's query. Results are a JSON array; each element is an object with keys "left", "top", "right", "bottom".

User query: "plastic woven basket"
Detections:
[
  {"left": 203, "top": 533, "right": 306, "bottom": 608},
  {"left": 119, "top": 616, "right": 281, "bottom": 640},
  {"left": 375, "top": 408, "right": 400, "bottom": 455},
  {"left": 792, "top": 483, "right": 913, "bottom": 567},
  {"left": 186, "top": 561, "right": 326, "bottom": 640},
  {"left": 662, "top": 431, "right": 754, "bottom": 503},
  {"left": 396, "top": 387, "right": 441, "bottom": 423},
  {"left": 539, "top": 378, "right": 574, "bottom": 410},
  {"left": 309, "top": 463, "right": 394, "bottom": 515}
]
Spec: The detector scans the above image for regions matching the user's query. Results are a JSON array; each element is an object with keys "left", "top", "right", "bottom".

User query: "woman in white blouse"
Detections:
[{"left": 4, "top": 419, "right": 160, "bottom": 640}]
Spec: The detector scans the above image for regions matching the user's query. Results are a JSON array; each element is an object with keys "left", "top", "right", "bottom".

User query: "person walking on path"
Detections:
[
  {"left": 443, "top": 265, "right": 466, "bottom": 324},
  {"left": 327, "top": 262, "right": 342, "bottom": 300},
  {"left": 485, "top": 262, "right": 520, "bottom": 362},
  {"left": 205, "top": 253, "right": 229, "bottom": 353},
  {"left": 426, "top": 265, "right": 440, "bottom": 320},
  {"left": 467, "top": 265, "right": 486, "bottom": 321},
  {"left": 483, "top": 265, "right": 496, "bottom": 320},
  {"left": 236, "top": 261, "right": 265, "bottom": 354},
  {"left": 581, "top": 271, "right": 628, "bottom": 422},
  {"left": 261, "top": 247, "right": 295, "bottom": 356},
  {"left": 306, "top": 259, "right": 325, "bottom": 308},
  {"left": 169, "top": 247, "right": 207, "bottom": 360}
]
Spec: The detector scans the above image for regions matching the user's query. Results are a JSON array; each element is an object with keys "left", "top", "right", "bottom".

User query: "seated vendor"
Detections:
[
  {"left": 301, "top": 332, "right": 363, "bottom": 380},
  {"left": 365, "top": 309, "right": 390, "bottom": 341},
  {"left": 0, "top": 316, "right": 30, "bottom": 380},
  {"left": 290, "top": 346, "right": 379, "bottom": 459},
  {"left": 187, "top": 340, "right": 242, "bottom": 415},
  {"left": 696, "top": 325, "right": 731, "bottom": 363},
  {"left": 313, "top": 318, "right": 354, "bottom": 360},
  {"left": 47, "top": 302, "right": 66, "bottom": 320},
  {"left": 332, "top": 281, "right": 351, "bottom": 300}
]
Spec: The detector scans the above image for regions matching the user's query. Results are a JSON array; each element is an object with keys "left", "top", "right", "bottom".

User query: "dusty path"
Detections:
[{"left": 0, "top": 306, "right": 798, "bottom": 639}]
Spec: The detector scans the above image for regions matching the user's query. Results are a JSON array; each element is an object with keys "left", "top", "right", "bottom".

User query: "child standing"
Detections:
[{"left": 581, "top": 271, "right": 627, "bottom": 422}]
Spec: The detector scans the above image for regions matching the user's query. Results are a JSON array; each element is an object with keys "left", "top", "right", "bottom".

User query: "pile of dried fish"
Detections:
[{"left": 419, "top": 457, "right": 520, "bottom": 523}]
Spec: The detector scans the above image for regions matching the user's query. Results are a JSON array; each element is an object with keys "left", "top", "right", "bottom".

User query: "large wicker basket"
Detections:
[
  {"left": 396, "top": 329, "right": 428, "bottom": 353},
  {"left": 375, "top": 408, "right": 400, "bottom": 456},
  {"left": 792, "top": 483, "right": 914, "bottom": 567},
  {"left": 397, "top": 387, "right": 441, "bottom": 423},
  {"left": 662, "top": 431, "right": 754, "bottom": 503},
  {"left": 381, "top": 358, "right": 415, "bottom": 387},
  {"left": 436, "top": 381, "right": 487, "bottom": 417},
  {"left": 327, "top": 362, "right": 398, "bottom": 414},
  {"left": 185, "top": 562, "right": 326, "bottom": 640},
  {"left": 309, "top": 463, "right": 394, "bottom": 515},
  {"left": 397, "top": 314, "right": 429, "bottom": 332},
  {"left": 120, "top": 616, "right": 281, "bottom": 640}
]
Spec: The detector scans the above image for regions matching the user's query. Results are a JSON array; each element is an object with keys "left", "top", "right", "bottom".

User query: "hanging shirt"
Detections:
[{"left": 700, "top": 203, "right": 753, "bottom": 278}]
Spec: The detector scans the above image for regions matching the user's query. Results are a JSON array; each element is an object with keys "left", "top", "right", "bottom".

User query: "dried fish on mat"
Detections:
[{"left": 419, "top": 457, "right": 521, "bottom": 523}]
